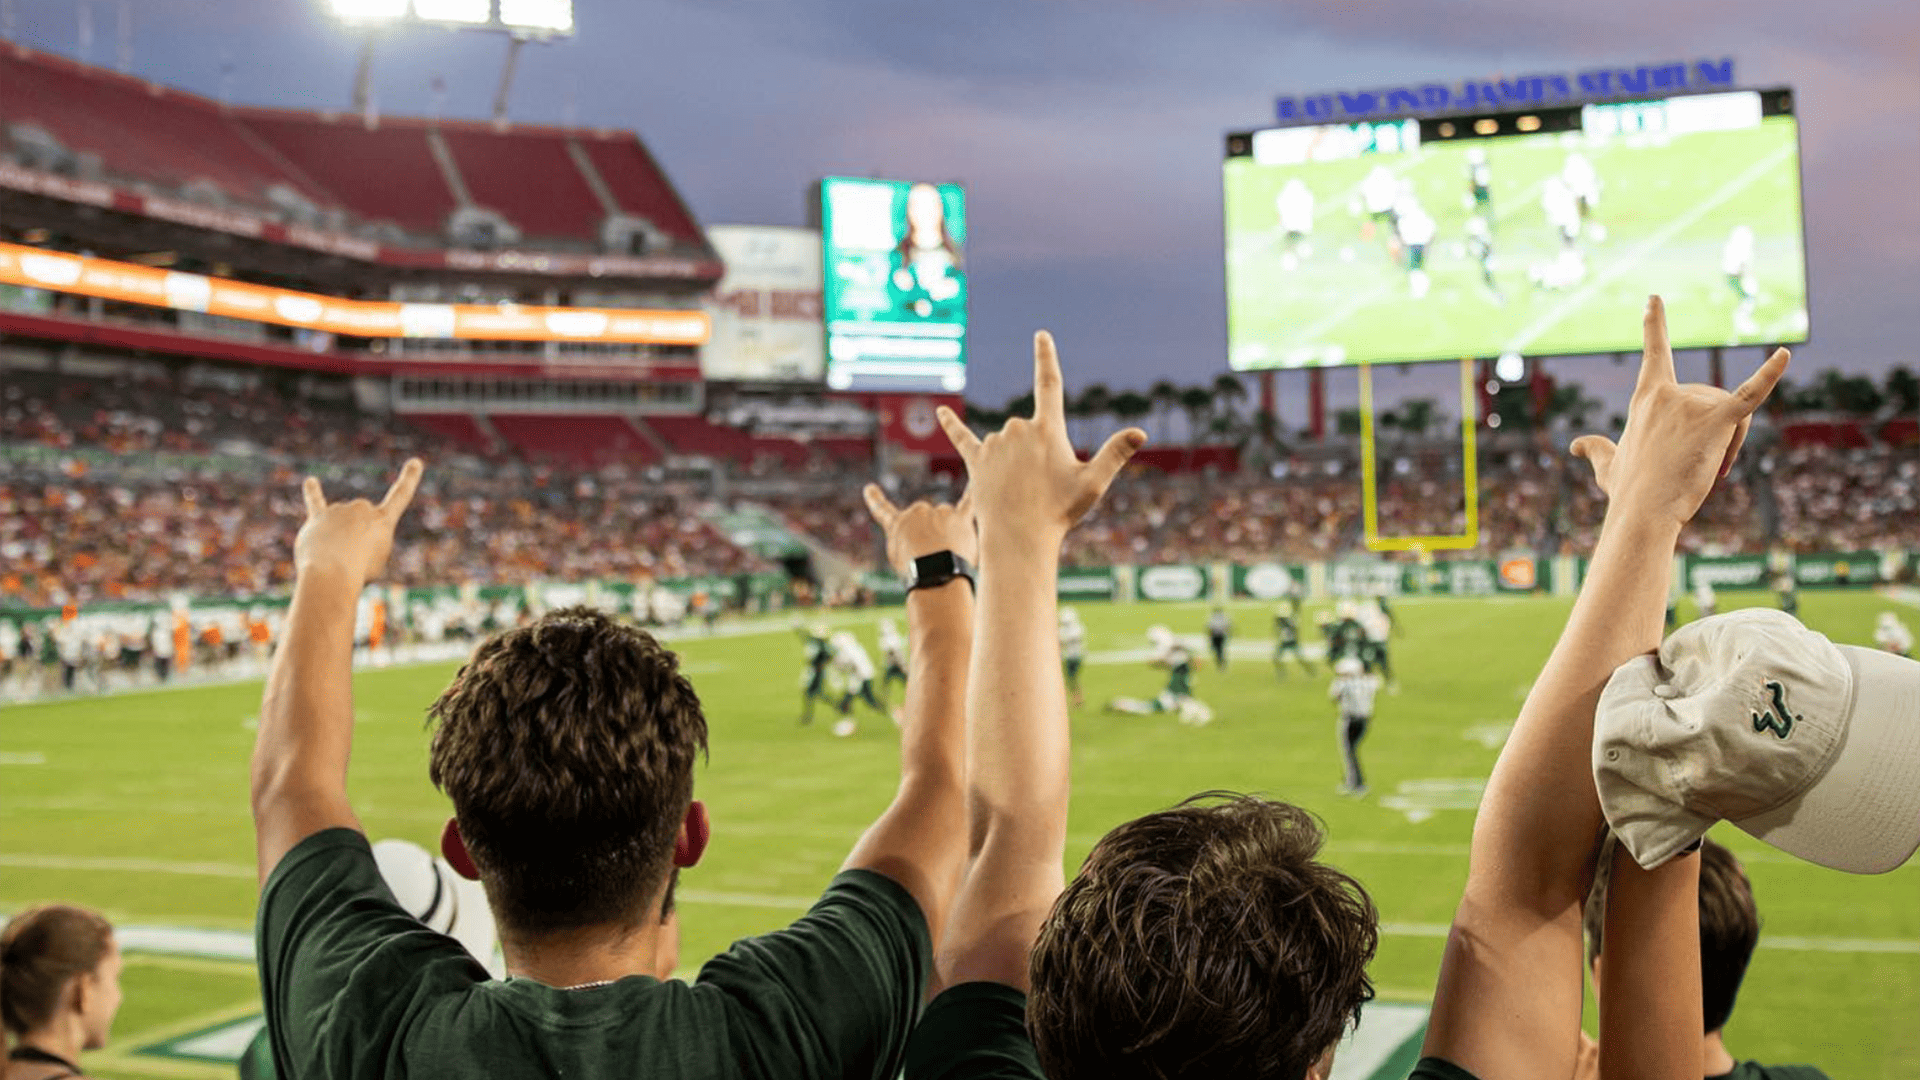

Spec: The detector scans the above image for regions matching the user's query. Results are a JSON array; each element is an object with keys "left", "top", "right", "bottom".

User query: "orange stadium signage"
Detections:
[{"left": 0, "top": 241, "right": 710, "bottom": 345}]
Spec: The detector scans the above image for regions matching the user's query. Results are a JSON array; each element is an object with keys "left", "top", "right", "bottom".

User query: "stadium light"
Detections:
[
  {"left": 499, "top": 0, "right": 573, "bottom": 33},
  {"left": 413, "top": 0, "right": 491, "bottom": 24},
  {"left": 325, "top": 0, "right": 408, "bottom": 20}
]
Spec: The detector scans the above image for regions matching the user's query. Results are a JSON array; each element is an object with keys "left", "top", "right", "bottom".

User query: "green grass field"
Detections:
[
  {"left": 4, "top": 590, "right": 1915, "bottom": 1078},
  {"left": 1225, "top": 117, "right": 1810, "bottom": 367}
]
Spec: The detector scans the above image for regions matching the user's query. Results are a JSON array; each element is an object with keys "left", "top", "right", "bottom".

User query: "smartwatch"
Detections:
[{"left": 905, "top": 551, "right": 976, "bottom": 594}]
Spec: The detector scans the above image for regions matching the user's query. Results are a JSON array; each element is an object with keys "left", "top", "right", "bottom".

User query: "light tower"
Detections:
[{"left": 323, "top": 0, "right": 575, "bottom": 123}]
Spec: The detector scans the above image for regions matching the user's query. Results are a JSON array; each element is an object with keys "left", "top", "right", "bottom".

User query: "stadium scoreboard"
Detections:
[
  {"left": 817, "top": 177, "right": 968, "bottom": 394},
  {"left": 1224, "top": 88, "right": 1808, "bottom": 369}
]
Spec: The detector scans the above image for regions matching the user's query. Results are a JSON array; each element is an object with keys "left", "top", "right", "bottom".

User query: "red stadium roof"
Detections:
[{"left": 0, "top": 40, "right": 718, "bottom": 281}]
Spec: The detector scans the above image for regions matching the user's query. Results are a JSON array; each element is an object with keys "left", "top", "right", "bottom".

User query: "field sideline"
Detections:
[{"left": 4, "top": 590, "right": 1915, "bottom": 1079}]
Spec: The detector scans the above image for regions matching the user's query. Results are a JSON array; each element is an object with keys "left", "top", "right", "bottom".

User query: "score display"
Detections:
[
  {"left": 1223, "top": 89, "right": 1808, "bottom": 368},
  {"left": 819, "top": 177, "right": 968, "bottom": 393}
]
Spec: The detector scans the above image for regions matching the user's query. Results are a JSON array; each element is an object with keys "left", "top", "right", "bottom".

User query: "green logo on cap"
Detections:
[{"left": 1751, "top": 680, "right": 1798, "bottom": 740}]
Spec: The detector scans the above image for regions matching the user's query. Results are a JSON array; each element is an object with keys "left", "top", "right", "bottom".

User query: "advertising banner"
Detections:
[
  {"left": 703, "top": 226, "right": 825, "bottom": 382},
  {"left": 1684, "top": 554, "right": 1769, "bottom": 590},
  {"left": 0, "top": 241, "right": 709, "bottom": 345},
  {"left": 1058, "top": 567, "right": 1120, "bottom": 599},
  {"left": 819, "top": 177, "right": 967, "bottom": 394},
  {"left": 1791, "top": 551, "right": 1887, "bottom": 588},
  {"left": 1232, "top": 561, "right": 1309, "bottom": 599},
  {"left": 1134, "top": 563, "right": 1212, "bottom": 602}
]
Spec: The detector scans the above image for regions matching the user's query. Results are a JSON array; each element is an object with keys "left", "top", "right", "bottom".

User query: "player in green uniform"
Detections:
[
  {"left": 1105, "top": 626, "right": 1213, "bottom": 725},
  {"left": 798, "top": 622, "right": 834, "bottom": 725},
  {"left": 249, "top": 459, "right": 984, "bottom": 1080},
  {"left": 1271, "top": 598, "right": 1314, "bottom": 678}
]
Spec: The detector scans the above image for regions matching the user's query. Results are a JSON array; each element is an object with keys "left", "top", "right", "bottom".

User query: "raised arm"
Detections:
[
  {"left": 1597, "top": 841, "right": 1703, "bottom": 1080},
  {"left": 841, "top": 488, "right": 978, "bottom": 953},
  {"left": 933, "top": 331, "right": 1145, "bottom": 991},
  {"left": 1422, "top": 299, "right": 1786, "bottom": 1080},
  {"left": 250, "top": 460, "right": 424, "bottom": 885}
]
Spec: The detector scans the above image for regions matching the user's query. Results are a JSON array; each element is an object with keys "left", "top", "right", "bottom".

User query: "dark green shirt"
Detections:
[
  {"left": 257, "top": 828, "right": 930, "bottom": 1080},
  {"left": 904, "top": 982, "right": 1042, "bottom": 1080},
  {"left": 1408, "top": 1057, "right": 1831, "bottom": 1080}
]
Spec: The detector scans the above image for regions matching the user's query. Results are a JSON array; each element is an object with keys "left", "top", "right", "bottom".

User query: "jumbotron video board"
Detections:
[
  {"left": 1223, "top": 88, "right": 1808, "bottom": 369},
  {"left": 819, "top": 177, "right": 968, "bottom": 393}
]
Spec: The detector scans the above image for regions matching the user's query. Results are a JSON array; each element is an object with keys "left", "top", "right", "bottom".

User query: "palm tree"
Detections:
[
  {"left": 1149, "top": 380, "right": 1180, "bottom": 442},
  {"left": 1212, "top": 373, "right": 1248, "bottom": 429},
  {"left": 1178, "top": 385, "right": 1214, "bottom": 444},
  {"left": 1076, "top": 384, "right": 1113, "bottom": 449},
  {"left": 1112, "top": 391, "right": 1153, "bottom": 438}
]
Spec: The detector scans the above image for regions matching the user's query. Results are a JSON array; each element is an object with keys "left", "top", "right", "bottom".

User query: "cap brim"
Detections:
[{"left": 1734, "top": 645, "right": 1920, "bottom": 874}]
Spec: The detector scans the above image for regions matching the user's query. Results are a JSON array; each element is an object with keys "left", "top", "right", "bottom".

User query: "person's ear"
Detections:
[
  {"left": 673, "top": 801, "right": 710, "bottom": 869},
  {"left": 441, "top": 817, "right": 481, "bottom": 881},
  {"left": 1306, "top": 1043, "right": 1338, "bottom": 1080}
]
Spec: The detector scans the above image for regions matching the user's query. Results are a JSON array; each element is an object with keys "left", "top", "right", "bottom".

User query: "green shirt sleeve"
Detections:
[
  {"left": 255, "top": 828, "right": 489, "bottom": 1080},
  {"left": 905, "top": 982, "right": 1043, "bottom": 1080},
  {"left": 697, "top": 868, "right": 932, "bottom": 1080}
]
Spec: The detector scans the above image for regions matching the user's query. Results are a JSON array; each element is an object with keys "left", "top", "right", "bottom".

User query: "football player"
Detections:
[
  {"left": 1275, "top": 177, "right": 1315, "bottom": 270},
  {"left": 1723, "top": 225, "right": 1760, "bottom": 339},
  {"left": 1059, "top": 607, "right": 1088, "bottom": 708},
  {"left": 1105, "top": 626, "right": 1213, "bottom": 726},
  {"left": 829, "top": 629, "right": 889, "bottom": 737}
]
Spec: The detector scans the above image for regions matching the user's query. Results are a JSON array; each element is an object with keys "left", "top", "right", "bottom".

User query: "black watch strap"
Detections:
[{"left": 905, "top": 551, "right": 976, "bottom": 593}]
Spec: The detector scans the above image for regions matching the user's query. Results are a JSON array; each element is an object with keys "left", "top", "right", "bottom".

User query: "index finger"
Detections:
[
  {"left": 302, "top": 476, "right": 326, "bottom": 519},
  {"left": 377, "top": 458, "right": 425, "bottom": 518},
  {"left": 1634, "top": 295, "right": 1675, "bottom": 393},
  {"left": 862, "top": 483, "right": 899, "bottom": 529},
  {"left": 1720, "top": 346, "right": 1790, "bottom": 419},
  {"left": 1033, "top": 330, "right": 1065, "bottom": 427}
]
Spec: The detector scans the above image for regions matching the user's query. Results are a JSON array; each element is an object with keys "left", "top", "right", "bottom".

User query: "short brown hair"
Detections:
[
  {"left": 1, "top": 904, "right": 113, "bottom": 1035},
  {"left": 1584, "top": 836, "right": 1759, "bottom": 1033},
  {"left": 1028, "top": 793, "right": 1378, "bottom": 1080},
  {"left": 428, "top": 608, "right": 708, "bottom": 937}
]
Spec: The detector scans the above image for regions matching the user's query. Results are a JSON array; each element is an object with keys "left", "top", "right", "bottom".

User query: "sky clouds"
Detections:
[{"left": 5, "top": 0, "right": 1915, "bottom": 417}]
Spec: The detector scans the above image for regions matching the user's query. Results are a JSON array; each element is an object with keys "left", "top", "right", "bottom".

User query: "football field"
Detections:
[
  {"left": 1225, "top": 116, "right": 1810, "bottom": 367},
  {"left": 4, "top": 590, "right": 1915, "bottom": 1079}
]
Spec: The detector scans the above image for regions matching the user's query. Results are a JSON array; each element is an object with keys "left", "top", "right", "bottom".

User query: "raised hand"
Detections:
[
  {"left": 863, "top": 484, "right": 977, "bottom": 578},
  {"left": 935, "top": 331, "right": 1146, "bottom": 544},
  {"left": 1571, "top": 296, "right": 1788, "bottom": 528},
  {"left": 293, "top": 458, "right": 425, "bottom": 583}
]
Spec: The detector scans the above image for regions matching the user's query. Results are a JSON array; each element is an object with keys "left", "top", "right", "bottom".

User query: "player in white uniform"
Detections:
[
  {"left": 1723, "top": 225, "right": 1759, "bottom": 339},
  {"left": 1465, "top": 214, "right": 1503, "bottom": 303},
  {"left": 1464, "top": 146, "right": 1494, "bottom": 224},
  {"left": 1694, "top": 581, "right": 1718, "bottom": 620},
  {"left": 1394, "top": 197, "right": 1437, "bottom": 300},
  {"left": 1106, "top": 626, "right": 1213, "bottom": 726},
  {"left": 828, "top": 629, "right": 887, "bottom": 737},
  {"left": 877, "top": 618, "right": 908, "bottom": 700},
  {"left": 1059, "top": 607, "right": 1088, "bottom": 707},
  {"left": 1361, "top": 164, "right": 1399, "bottom": 244},
  {"left": 1528, "top": 175, "right": 1587, "bottom": 290},
  {"left": 1275, "top": 177, "right": 1315, "bottom": 270},
  {"left": 1875, "top": 612, "right": 1914, "bottom": 658},
  {"left": 1562, "top": 152, "right": 1603, "bottom": 241}
]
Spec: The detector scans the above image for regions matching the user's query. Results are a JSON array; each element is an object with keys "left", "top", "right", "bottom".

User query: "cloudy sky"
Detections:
[{"left": 5, "top": 0, "right": 1916, "bottom": 424}]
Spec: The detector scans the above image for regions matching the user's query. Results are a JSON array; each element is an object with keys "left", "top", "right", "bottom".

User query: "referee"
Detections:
[{"left": 1329, "top": 656, "right": 1381, "bottom": 797}]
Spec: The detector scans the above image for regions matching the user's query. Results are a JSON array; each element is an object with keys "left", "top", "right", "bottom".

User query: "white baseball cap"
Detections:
[{"left": 1594, "top": 608, "right": 1920, "bottom": 874}]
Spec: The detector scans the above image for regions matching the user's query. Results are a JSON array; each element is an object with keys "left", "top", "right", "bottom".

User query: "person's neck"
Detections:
[
  {"left": 503, "top": 921, "right": 663, "bottom": 988},
  {"left": 14, "top": 1017, "right": 86, "bottom": 1073},
  {"left": 1703, "top": 1030, "right": 1738, "bottom": 1077}
]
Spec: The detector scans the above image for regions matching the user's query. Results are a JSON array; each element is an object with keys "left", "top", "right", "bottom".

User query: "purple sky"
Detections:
[{"left": 5, "top": 0, "right": 1916, "bottom": 426}]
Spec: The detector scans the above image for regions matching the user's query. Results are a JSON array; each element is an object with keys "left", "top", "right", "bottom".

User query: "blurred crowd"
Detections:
[{"left": 4, "top": 370, "right": 1915, "bottom": 613}]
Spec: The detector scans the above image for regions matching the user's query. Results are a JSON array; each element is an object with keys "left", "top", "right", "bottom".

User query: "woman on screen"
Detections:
[{"left": 890, "top": 182, "right": 963, "bottom": 320}]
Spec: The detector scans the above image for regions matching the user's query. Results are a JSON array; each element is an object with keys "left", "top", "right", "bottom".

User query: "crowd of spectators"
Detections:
[{"left": 4, "top": 367, "right": 1914, "bottom": 610}]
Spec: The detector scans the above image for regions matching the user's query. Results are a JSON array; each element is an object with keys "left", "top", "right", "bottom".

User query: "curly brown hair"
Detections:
[
  {"left": 427, "top": 607, "right": 708, "bottom": 938},
  {"left": 1028, "top": 792, "right": 1378, "bottom": 1080}
]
